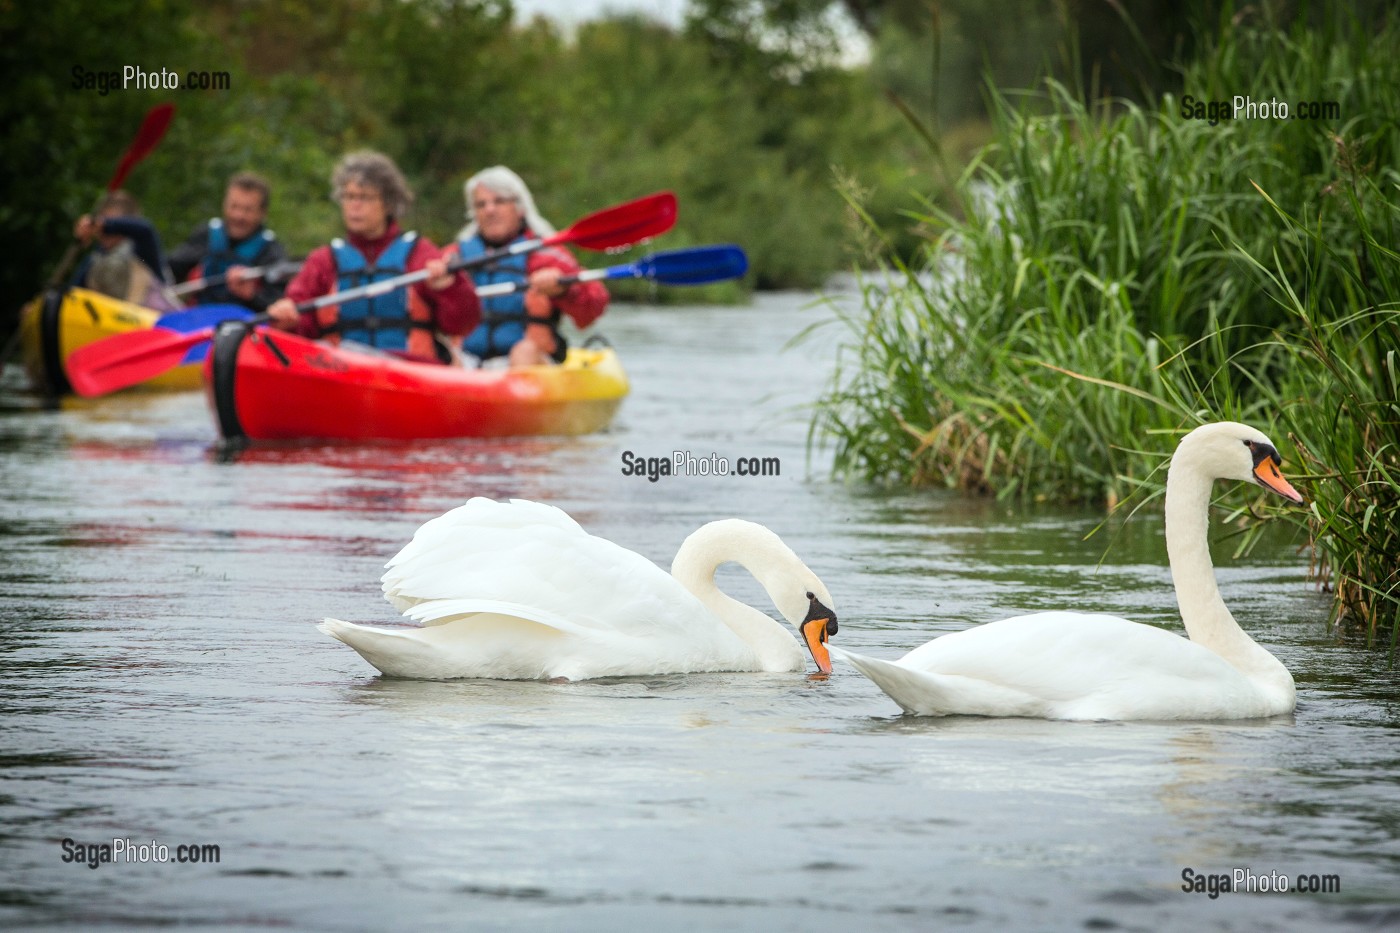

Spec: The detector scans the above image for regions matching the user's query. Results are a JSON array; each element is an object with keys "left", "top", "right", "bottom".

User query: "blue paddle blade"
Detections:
[
  {"left": 156, "top": 304, "right": 255, "bottom": 333},
  {"left": 621, "top": 245, "right": 749, "bottom": 285},
  {"left": 181, "top": 341, "right": 213, "bottom": 365}
]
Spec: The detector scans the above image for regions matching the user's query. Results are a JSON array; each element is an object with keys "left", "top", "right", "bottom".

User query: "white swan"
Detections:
[
  {"left": 319, "top": 498, "right": 837, "bottom": 680},
  {"left": 830, "top": 422, "right": 1305, "bottom": 720}
]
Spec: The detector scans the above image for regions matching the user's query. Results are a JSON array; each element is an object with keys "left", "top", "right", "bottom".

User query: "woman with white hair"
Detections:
[
  {"left": 454, "top": 166, "right": 608, "bottom": 366},
  {"left": 268, "top": 151, "right": 479, "bottom": 362}
]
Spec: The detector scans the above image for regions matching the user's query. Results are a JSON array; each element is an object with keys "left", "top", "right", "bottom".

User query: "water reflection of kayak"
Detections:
[{"left": 204, "top": 323, "right": 629, "bottom": 445}]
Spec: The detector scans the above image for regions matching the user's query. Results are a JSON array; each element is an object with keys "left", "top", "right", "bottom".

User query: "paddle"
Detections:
[
  {"left": 153, "top": 304, "right": 259, "bottom": 366},
  {"left": 171, "top": 258, "right": 304, "bottom": 297},
  {"left": 45, "top": 104, "right": 176, "bottom": 290},
  {"left": 473, "top": 244, "right": 748, "bottom": 298},
  {"left": 66, "top": 192, "right": 678, "bottom": 397}
]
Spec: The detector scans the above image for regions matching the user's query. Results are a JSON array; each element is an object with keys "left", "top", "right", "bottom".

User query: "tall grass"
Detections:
[
  {"left": 813, "top": 79, "right": 1285, "bottom": 504},
  {"left": 1239, "top": 177, "right": 1400, "bottom": 655},
  {"left": 811, "top": 6, "right": 1400, "bottom": 649}
]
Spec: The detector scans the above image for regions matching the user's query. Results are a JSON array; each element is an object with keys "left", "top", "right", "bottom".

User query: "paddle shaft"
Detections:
[
  {"left": 474, "top": 271, "right": 596, "bottom": 300},
  {"left": 172, "top": 259, "right": 304, "bottom": 296},
  {"left": 166, "top": 244, "right": 552, "bottom": 324},
  {"left": 280, "top": 190, "right": 677, "bottom": 313},
  {"left": 169, "top": 224, "right": 561, "bottom": 302},
  {"left": 285, "top": 235, "right": 552, "bottom": 313},
  {"left": 153, "top": 261, "right": 575, "bottom": 338},
  {"left": 210, "top": 246, "right": 733, "bottom": 326},
  {"left": 187, "top": 240, "right": 565, "bottom": 329}
]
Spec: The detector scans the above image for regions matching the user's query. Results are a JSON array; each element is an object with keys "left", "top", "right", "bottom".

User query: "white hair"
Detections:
[{"left": 457, "top": 166, "right": 557, "bottom": 241}]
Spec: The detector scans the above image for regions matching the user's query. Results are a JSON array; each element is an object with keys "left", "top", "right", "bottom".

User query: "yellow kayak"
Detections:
[{"left": 17, "top": 287, "right": 202, "bottom": 394}]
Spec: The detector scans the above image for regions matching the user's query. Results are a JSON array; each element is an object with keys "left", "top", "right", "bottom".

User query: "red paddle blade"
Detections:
[
  {"left": 66, "top": 324, "right": 211, "bottom": 397},
  {"left": 108, "top": 103, "right": 175, "bottom": 191},
  {"left": 549, "top": 191, "right": 677, "bottom": 251}
]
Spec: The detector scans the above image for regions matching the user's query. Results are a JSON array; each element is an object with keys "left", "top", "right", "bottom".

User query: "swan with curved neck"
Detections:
[
  {"left": 319, "top": 498, "right": 836, "bottom": 680},
  {"left": 830, "top": 422, "right": 1304, "bottom": 720}
]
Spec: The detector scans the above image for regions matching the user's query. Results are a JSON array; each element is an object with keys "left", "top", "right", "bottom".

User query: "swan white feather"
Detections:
[
  {"left": 320, "top": 498, "right": 837, "bottom": 680},
  {"left": 832, "top": 422, "right": 1304, "bottom": 720}
]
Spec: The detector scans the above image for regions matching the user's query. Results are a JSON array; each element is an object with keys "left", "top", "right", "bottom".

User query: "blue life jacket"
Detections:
[
  {"left": 458, "top": 233, "right": 561, "bottom": 360},
  {"left": 206, "top": 218, "right": 273, "bottom": 274},
  {"left": 201, "top": 219, "right": 275, "bottom": 305},
  {"left": 329, "top": 232, "right": 418, "bottom": 350}
]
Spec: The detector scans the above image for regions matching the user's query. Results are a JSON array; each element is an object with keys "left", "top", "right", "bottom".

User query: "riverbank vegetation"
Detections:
[
  {"left": 0, "top": 0, "right": 937, "bottom": 317},
  {"left": 1, "top": 0, "right": 1201, "bottom": 321},
  {"left": 812, "top": 4, "right": 1400, "bottom": 652}
]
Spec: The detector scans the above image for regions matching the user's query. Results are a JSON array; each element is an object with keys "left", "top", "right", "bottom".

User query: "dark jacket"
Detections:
[
  {"left": 169, "top": 220, "right": 288, "bottom": 311},
  {"left": 72, "top": 215, "right": 170, "bottom": 288}
]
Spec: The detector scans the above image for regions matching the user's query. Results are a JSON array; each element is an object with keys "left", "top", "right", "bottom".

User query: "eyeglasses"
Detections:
[
  {"left": 472, "top": 196, "right": 518, "bottom": 211},
  {"left": 339, "top": 191, "right": 383, "bottom": 204}
]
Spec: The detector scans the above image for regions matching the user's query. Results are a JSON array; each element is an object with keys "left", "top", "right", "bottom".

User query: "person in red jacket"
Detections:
[
  {"left": 267, "top": 151, "right": 478, "bottom": 362},
  {"left": 454, "top": 166, "right": 608, "bottom": 366}
]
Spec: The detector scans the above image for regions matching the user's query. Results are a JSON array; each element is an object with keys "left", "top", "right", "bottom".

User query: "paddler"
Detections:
[
  {"left": 453, "top": 167, "right": 609, "bottom": 366},
  {"left": 71, "top": 190, "right": 179, "bottom": 311},
  {"left": 266, "top": 151, "right": 478, "bottom": 362},
  {"left": 168, "top": 171, "right": 288, "bottom": 312}
]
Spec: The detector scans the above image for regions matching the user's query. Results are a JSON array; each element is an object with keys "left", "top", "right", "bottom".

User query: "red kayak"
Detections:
[{"left": 203, "top": 323, "right": 629, "bottom": 444}]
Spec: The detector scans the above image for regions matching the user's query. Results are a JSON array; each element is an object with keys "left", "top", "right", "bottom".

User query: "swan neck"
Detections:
[
  {"left": 1165, "top": 461, "right": 1226, "bottom": 643},
  {"left": 670, "top": 523, "right": 803, "bottom": 663},
  {"left": 1164, "top": 455, "right": 1278, "bottom": 670},
  {"left": 671, "top": 539, "right": 741, "bottom": 619}
]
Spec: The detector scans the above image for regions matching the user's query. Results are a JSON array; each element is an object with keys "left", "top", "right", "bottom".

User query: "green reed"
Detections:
[
  {"left": 812, "top": 78, "right": 1277, "bottom": 504},
  {"left": 1235, "top": 177, "right": 1400, "bottom": 656},
  {"left": 811, "top": 5, "right": 1400, "bottom": 648}
]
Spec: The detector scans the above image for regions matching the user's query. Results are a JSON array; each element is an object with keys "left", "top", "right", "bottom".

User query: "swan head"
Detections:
[
  {"left": 1175, "top": 422, "right": 1304, "bottom": 503},
  {"left": 798, "top": 589, "right": 838, "bottom": 674}
]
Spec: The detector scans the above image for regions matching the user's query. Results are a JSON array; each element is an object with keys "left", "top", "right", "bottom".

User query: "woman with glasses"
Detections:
[
  {"left": 267, "top": 151, "right": 478, "bottom": 362},
  {"left": 453, "top": 166, "right": 609, "bottom": 366}
]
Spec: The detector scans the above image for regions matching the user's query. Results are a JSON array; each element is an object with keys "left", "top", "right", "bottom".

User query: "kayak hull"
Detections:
[
  {"left": 204, "top": 325, "right": 629, "bottom": 443},
  {"left": 18, "top": 287, "right": 201, "bottom": 394}
]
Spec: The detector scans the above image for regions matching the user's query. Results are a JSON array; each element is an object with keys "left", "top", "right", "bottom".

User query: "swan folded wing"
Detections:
[
  {"left": 397, "top": 585, "right": 739, "bottom": 653},
  {"left": 901, "top": 613, "right": 1174, "bottom": 685},
  {"left": 385, "top": 496, "right": 579, "bottom": 561},
  {"left": 371, "top": 497, "right": 757, "bottom": 667},
  {"left": 378, "top": 504, "right": 733, "bottom": 646},
  {"left": 383, "top": 500, "right": 583, "bottom": 592},
  {"left": 397, "top": 597, "right": 597, "bottom": 636},
  {"left": 892, "top": 612, "right": 1270, "bottom": 719},
  {"left": 382, "top": 512, "right": 671, "bottom": 619}
]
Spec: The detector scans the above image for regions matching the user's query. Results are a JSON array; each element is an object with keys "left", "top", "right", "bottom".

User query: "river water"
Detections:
[{"left": 1, "top": 292, "right": 1397, "bottom": 931}]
